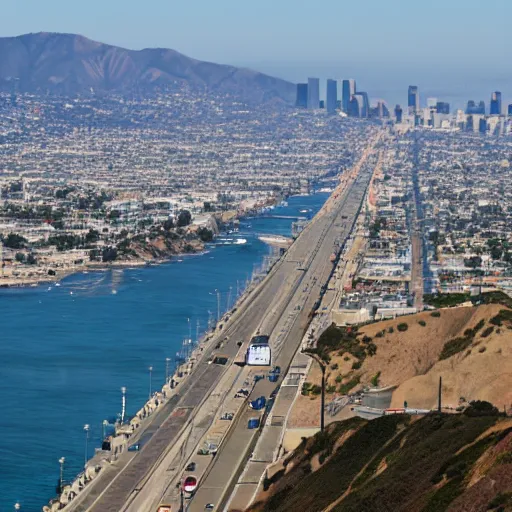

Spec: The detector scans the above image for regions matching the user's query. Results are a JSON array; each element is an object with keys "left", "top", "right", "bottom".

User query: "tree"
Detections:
[
  {"left": 26, "top": 253, "right": 37, "bottom": 265},
  {"left": 102, "top": 246, "right": 117, "bottom": 262},
  {"left": 15, "top": 252, "right": 25, "bottom": 263},
  {"left": 197, "top": 227, "right": 214, "bottom": 242},
  {"left": 3, "top": 233, "right": 27, "bottom": 249},
  {"left": 177, "top": 210, "right": 192, "bottom": 227}
]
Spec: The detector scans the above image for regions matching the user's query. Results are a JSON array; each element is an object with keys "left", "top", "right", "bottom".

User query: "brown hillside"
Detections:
[{"left": 300, "top": 304, "right": 512, "bottom": 415}]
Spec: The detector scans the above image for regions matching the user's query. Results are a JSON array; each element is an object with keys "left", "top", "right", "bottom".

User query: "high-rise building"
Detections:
[
  {"left": 296, "top": 83, "right": 308, "bottom": 108},
  {"left": 466, "top": 100, "right": 486, "bottom": 115},
  {"left": 490, "top": 91, "right": 502, "bottom": 115},
  {"left": 408, "top": 85, "right": 420, "bottom": 113},
  {"left": 427, "top": 97, "right": 438, "bottom": 108},
  {"left": 326, "top": 79, "right": 338, "bottom": 114},
  {"left": 349, "top": 92, "right": 369, "bottom": 118},
  {"left": 436, "top": 102, "right": 450, "bottom": 114},
  {"left": 395, "top": 105, "right": 403, "bottom": 123},
  {"left": 342, "top": 79, "right": 356, "bottom": 113},
  {"left": 307, "top": 78, "right": 320, "bottom": 109},
  {"left": 508, "top": 104, "right": 512, "bottom": 116}
]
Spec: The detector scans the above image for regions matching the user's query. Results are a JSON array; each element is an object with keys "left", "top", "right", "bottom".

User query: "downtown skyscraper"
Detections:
[
  {"left": 490, "top": 91, "right": 502, "bottom": 115},
  {"left": 307, "top": 77, "right": 320, "bottom": 109},
  {"left": 342, "top": 79, "right": 356, "bottom": 113},
  {"left": 296, "top": 83, "right": 308, "bottom": 108},
  {"left": 408, "top": 85, "right": 420, "bottom": 113},
  {"left": 326, "top": 79, "right": 338, "bottom": 114}
]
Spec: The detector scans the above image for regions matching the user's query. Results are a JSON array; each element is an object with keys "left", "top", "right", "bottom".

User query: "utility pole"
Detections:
[
  {"left": 438, "top": 376, "right": 442, "bottom": 413},
  {"left": 148, "top": 366, "right": 153, "bottom": 399},
  {"left": 302, "top": 350, "right": 327, "bottom": 432}
]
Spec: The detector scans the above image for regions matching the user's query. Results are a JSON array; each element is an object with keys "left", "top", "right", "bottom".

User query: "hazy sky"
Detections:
[{"left": 2, "top": 0, "right": 511, "bottom": 107}]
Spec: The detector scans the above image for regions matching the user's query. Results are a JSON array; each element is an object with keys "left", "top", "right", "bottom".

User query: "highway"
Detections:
[{"left": 74, "top": 136, "right": 380, "bottom": 512}]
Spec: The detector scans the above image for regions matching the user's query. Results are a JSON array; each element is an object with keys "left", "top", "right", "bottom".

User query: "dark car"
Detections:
[{"left": 185, "top": 462, "right": 196, "bottom": 472}]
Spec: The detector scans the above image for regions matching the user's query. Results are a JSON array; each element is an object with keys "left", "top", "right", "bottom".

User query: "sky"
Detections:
[{"left": 2, "top": 0, "right": 511, "bottom": 107}]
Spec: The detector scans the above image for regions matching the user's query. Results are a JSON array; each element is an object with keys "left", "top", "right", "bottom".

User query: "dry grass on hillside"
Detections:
[{"left": 298, "top": 304, "right": 512, "bottom": 414}]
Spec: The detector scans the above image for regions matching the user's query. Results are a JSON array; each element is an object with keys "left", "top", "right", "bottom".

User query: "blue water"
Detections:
[{"left": 0, "top": 192, "right": 328, "bottom": 511}]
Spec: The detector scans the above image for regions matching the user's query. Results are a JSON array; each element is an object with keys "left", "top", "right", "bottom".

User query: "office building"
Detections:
[
  {"left": 349, "top": 92, "right": 369, "bottom": 118},
  {"left": 508, "top": 104, "right": 512, "bottom": 116},
  {"left": 427, "top": 97, "right": 438, "bottom": 108},
  {"left": 395, "top": 105, "right": 403, "bottom": 123},
  {"left": 296, "top": 83, "right": 308, "bottom": 108},
  {"left": 326, "top": 79, "right": 338, "bottom": 114},
  {"left": 466, "top": 100, "right": 486, "bottom": 115},
  {"left": 342, "top": 79, "right": 356, "bottom": 113},
  {"left": 408, "top": 85, "right": 420, "bottom": 113},
  {"left": 490, "top": 91, "right": 502, "bottom": 115},
  {"left": 436, "top": 102, "right": 450, "bottom": 114},
  {"left": 307, "top": 77, "right": 320, "bottom": 109}
]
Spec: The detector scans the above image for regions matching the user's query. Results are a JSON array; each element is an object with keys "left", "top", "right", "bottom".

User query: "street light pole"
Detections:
[
  {"left": 83, "top": 424, "right": 90, "bottom": 468},
  {"left": 302, "top": 351, "right": 327, "bottom": 432},
  {"left": 58, "top": 457, "right": 65, "bottom": 495},
  {"left": 148, "top": 366, "right": 153, "bottom": 399},
  {"left": 165, "top": 357, "right": 171, "bottom": 384},
  {"left": 102, "top": 419, "right": 109, "bottom": 440},
  {"left": 121, "top": 386, "right": 126, "bottom": 424}
]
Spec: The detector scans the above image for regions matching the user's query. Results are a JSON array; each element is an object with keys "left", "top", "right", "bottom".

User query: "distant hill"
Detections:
[
  {"left": 0, "top": 32, "right": 296, "bottom": 103},
  {"left": 247, "top": 411, "right": 512, "bottom": 512}
]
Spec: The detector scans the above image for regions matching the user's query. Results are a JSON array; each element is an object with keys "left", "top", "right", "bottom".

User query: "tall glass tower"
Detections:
[
  {"left": 408, "top": 85, "right": 420, "bottom": 113},
  {"left": 326, "top": 79, "right": 338, "bottom": 114},
  {"left": 307, "top": 78, "right": 320, "bottom": 109},
  {"left": 490, "top": 91, "right": 502, "bottom": 115},
  {"left": 342, "top": 79, "right": 356, "bottom": 113},
  {"left": 296, "top": 83, "right": 308, "bottom": 108}
]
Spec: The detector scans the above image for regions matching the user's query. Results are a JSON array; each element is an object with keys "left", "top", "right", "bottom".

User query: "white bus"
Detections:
[{"left": 246, "top": 335, "right": 271, "bottom": 366}]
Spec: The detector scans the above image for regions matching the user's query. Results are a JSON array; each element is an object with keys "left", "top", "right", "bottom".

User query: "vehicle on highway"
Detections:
[
  {"left": 248, "top": 417, "right": 260, "bottom": 429},
  {"left": 128, "top": 443, "right": 140, "bottom": 452},
  {"left": 156, "top": 506, "right": 172, "bottom": 512},
  {"left": 220, "top": 412, "right": 234, "bottom": 420},
  {"left": 249, "top": 396, "right": 266, "bottom": 410},
  {"left": 204, "top": 504, "right": 215, "bottom": 510},
  {"left": 246, "top": 334, "right": 271, "bottom": 366},
  {"left": 185, "top": 461, "right": 196, "bottom": 471}
]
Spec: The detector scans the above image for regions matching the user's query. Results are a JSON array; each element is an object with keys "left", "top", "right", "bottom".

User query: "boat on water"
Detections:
[{"left": 258, "top": 235, "right": 293, "bottom": 248}]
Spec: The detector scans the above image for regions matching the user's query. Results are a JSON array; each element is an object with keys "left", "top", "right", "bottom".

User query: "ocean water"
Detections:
[{"left": 0, "top": 192, "right": 328, "bottom": 511}]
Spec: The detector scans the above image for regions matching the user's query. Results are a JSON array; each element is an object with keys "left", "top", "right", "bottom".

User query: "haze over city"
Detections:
[{"left": 2, "top": 0, "right": 511, "bottom": 106}]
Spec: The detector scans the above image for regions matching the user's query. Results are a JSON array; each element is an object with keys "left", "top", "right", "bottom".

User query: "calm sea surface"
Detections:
[{"left": 0, "top": 192, "right": 328, "bottom": 511}]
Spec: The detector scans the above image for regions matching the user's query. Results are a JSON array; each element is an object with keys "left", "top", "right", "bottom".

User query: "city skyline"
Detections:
[{"left": 1, "top": 0, "right": 510, "bottom": 109}]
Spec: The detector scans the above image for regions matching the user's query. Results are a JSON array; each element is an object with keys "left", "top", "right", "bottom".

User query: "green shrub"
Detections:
[
  {"left": 397, "top": 323, "right": 408, "bottom": 332},
  {"left": 352, "top": 361, "right": 362, "bottom": 370},
  {"left": 439, "top": 337, "right": 472, "bottom": 361},
  {"left": 388, "top": 326, "right": 394, "bottom": 333},
  {"left": 339, "top": 376, "right": 360, "bottom": 395},
  {"left": 481, "top": 326, "right": 494, "bottom": 338},
  {"left": 335, "top": 375, "right": 342, "bottom": 383},
  {"left": 418, "top": 320, "right": 426, "bottom": 327},
  {"left": 370, "top": 371, "right": 381, "bottom": 387}
]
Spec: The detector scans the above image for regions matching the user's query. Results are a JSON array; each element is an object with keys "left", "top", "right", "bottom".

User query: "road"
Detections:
[
  {"left": 186, "top": 148, "right": 379, "bottom": 512},
  {"left": 74, "top": 136, "right": 380, "bottom": 512}
]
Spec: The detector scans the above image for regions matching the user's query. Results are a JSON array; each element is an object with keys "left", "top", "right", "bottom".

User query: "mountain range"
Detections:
[{"left": 0, "top": 32, "right": 296, "bottom": 103}]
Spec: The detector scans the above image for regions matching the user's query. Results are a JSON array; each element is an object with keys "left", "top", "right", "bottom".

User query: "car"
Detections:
[
  {"left": 185, "top": 462, "right": 196, "bottom": 471},
  {"left": 205, "top": 504, "right": 215, "bottom": 510},
  {"left": 128, "top": 443, "right": 140, "bottom": 452}
]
